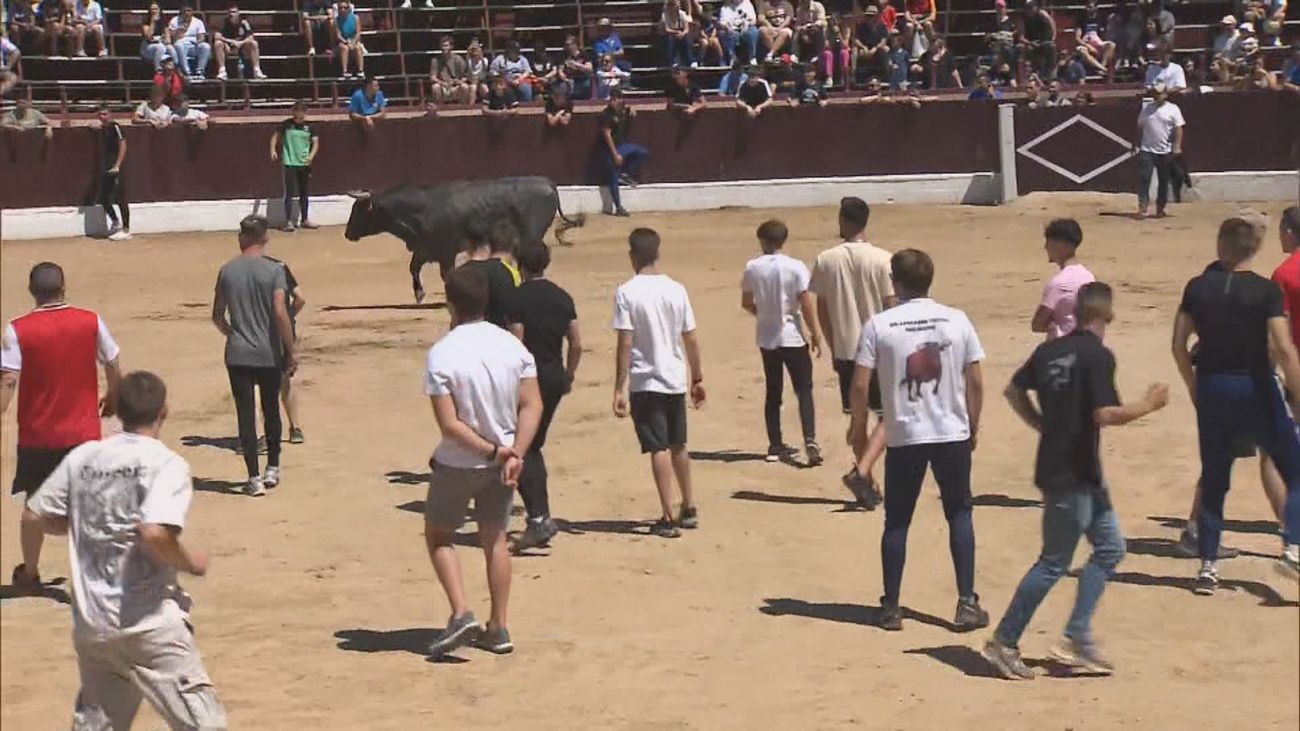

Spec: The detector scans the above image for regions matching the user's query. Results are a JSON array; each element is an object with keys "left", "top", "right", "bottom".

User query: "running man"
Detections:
[
  {"left": 211, "top": 215, "right": 297, "bottom": 497},
  {"left": 612, "top": 228, "right": 706, "bottom": 538},
  {"left": 24, "top": 371, "right": 227, "bottom": 729},
  {"left": 508, "top": 241, "right": 583, "bottom": 553},
  {"left": 96, "top": 104, "right": 131, "bottom": 241},
  {"left": 266, "top": 254, "right": 307, "bottom": 445},
  {"left": 1030, "top": 218, "right": 1094, "bottom": 340},
  {"left": 741, "top": 219, "right": 823, "bottom": 465},
  {"left": 810, "top": 197, "right": 895, "bottom": 508},
  {"left": 2, "top": 262, "right": 122, "bottom": 594},
  {"left": 985, "top": 283, "right": 1168, "bottom": 680},
  {"left": 424, "top": 267, "right": 542, "bottom": 657},
  {"left": 1172, "top": 217, "right": 1300, "bottom": 592},
  {"left": 850, "top": 248, "right": 989, "bottom": 631}
]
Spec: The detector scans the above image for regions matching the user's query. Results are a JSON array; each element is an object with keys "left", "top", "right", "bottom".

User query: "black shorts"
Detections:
[
  {"left": 833, "top": 358, "right": 881, "bottom": 414},
  {"left": 12, "top": 446, "right": 74, "bottom": 497},
  {"left": 630, "top": 391, "right": 687, "bottom": 454}
]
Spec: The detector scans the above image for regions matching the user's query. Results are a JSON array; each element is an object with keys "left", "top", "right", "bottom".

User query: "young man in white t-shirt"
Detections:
[
  {"left": 423, "top": 266, "right": 542, "bottom": 658},
  {"left": 742, "top": 219, "right": 823, "bottom": 465},
  {"left": 1135, "top": 83, "right": 1184, "bottom": 219},
  {"left": 851, "top": 248, "right": 989, "bottom": 632},
  {"left": 810, "top": 197, "right": 896, "bottom": 508},
  {"left": 24, "top": 371, "right": 227, "bottom": 730},
  {"left": 1030, "top": 218, "right": 1095, "bottom": 340},
  {"left": 612, "top": 228, "right": 706, "bottom": 538}
]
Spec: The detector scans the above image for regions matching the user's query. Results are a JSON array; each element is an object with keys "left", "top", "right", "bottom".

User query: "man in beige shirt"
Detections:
[{"left": 810, "top": 196, "right": 896, "bottom": 508}]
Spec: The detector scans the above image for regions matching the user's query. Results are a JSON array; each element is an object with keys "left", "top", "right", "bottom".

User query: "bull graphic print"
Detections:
[{"left": 900, "top": 340, "right": 950, "bottom": 400}]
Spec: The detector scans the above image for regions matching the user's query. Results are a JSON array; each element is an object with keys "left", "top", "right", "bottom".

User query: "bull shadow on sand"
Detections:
[
  {"left": 1147, "top": 515, "right": 1280, "bottom": 536},
  {"left": 180, "top": 436, "right": 242, "bottom": 454},
  {"left": 903, "top": 645, "right": 1100, "bottom": 680},
  {"left": 333, "top": 628, "right": 469, "bottom": 664},
  {"left": 759, "top": 598, "right": 964, "bottom": 633},
  {"left": 0, "top": 576, "right": 71, "bottom": 605},
  {"left": 321, "top": 302, "right": 446, "bottom": 313}
]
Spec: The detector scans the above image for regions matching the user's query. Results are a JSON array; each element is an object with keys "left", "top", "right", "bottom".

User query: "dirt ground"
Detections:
[{"left": 1, "top": 193, "right": 1297, "bottom": 730}]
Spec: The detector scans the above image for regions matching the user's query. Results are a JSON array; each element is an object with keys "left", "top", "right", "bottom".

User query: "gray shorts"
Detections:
[{"left": 425, "top": 462, "right": 513, "bottom": 531}]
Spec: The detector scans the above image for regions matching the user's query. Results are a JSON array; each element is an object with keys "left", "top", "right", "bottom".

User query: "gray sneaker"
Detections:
[
  {"left": 954, "top": 595, "right": 990, "bottom": 632},
  {"left": 1049, "top": 637, "right": 1115, "bottom": 675},
  {"left": 878, "top": 600, "right": 903, "bottom": 631},
  {"left": 805, "top": 441, "right": 823, "bottom": 467},
  {"left": 243, "top": 476, "right": 266, "bottom": 497},
  {"left": 982, "top": 637, "right": 1034, "bottom": 680},
  {"left": 429, "top": 612, "right": 480, "bottom": 657},
  {"left": 677, "top": 506, "right": 699, "bottom": 530},
  {"left": 476, "top": 625, "right": 514, "bottom": 655},
  {"left": 511, "top": 518, "right": 558, "bottom": 554},
  {"left": 842, "top": 469, "right": 882, "bottom": 510},
  {"left": 1176, "top": 528, "right": 1240, "bottom": 559},
  {"left": 1193, "top": 561, "right": 1219, "bottom": 596}
]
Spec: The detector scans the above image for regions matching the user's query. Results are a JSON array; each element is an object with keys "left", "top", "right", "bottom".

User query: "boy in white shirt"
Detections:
[
  {"left": 741, "top": 219, "right": 823, "bottom": 465},
  {"left": 168, "top": 5, "right": 212, "bottom": 80},
  {"left": 24, "top": 371, "right": 227, "bottom": 730},
  {"left": 850, "top": 248, "right": 989, "bottom": 632},
  {"left": 423, "top": 266, "right": 542, "bottom": 658},
  {"left": 612, "top": 228, "right": 707, "bottom": 538}
]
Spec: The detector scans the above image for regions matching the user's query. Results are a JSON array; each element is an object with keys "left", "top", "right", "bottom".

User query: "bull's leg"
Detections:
[{"left": 409, "top": 255, "right": 426, "bottom": 304}]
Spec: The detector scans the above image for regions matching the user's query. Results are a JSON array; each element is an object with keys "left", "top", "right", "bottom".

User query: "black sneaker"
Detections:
[
  {"left": 677, "top": 506, "right": 699, "bottom": 530},
  {"left": 766, "top": 444, "right": 797, "bottom": 463},
  {"left": 10, "top": 564, "right": 42, "bottom": 596},
  {"left": 953, "top": 595, "right": 990, "bottom": 632},
  {"left": 612, "top": 207, "right": 631, "bottom": 217},
  {"left": 878, "top": 601, "right": 903, "bottom": 631},
  {"left": 842, "top": 468, "right": 882, "bottom": 510},
  {"left": 618, "top": 173, "right": 638, "bottom": 188},
  {"left": 651, "top": 519, "right": 682, "bottom": 538},
  {"left": 429, "top": 612, "right": 481, "bottom": 657},
  {"left": 288, "top": 427, "right": 305, "bottom": 445},
  {"left": 511, "top": 518, "right": 558, "bottom": 554}
]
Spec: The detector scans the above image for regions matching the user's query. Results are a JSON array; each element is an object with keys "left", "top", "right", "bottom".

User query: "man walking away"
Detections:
[
  {"left": 211, "top": 215, "right": 297, "bottom": 497},
  {"left": 612, "top": 228, "right": 706, "bottom": 538},
  {"left": 424, "top": 267, "right": 542, "bottom": 657},
  {"left": 1, "top": 262, "right": 122, "bottom": 594},
  {"left": 24, "top": 371, "right": 226, "bottom": 729},
  {"left": 270, "top": 101, "right": 319, "bottom": 232},
  {"left": 1135, "top": 83, "right": 1184, "bottom": 219},
  {"left": 985, "top": 283, "right": 1168, "bottom": 680},
  {"left": 1172, "top": 218, "right": 1300, "bottom": 591},
  {"left": 96, "top": 104, "right": 131, "bottom": 241},
  {"left": 851, "top": 249, "right": 989, "bottom": 631},
  {"left": 1031, "top": 218, "right": 1095, "bottom": 340},
  {"left": 741, "top": 219, "right": 823, "bottom": 465},
  {"left": 811, "top": 197, "right": 895, "bottom": 507},
  {"left": 458, "top": 221, "right": 520, "bottom": 328},
  {"left": 266, "top": 254, "right": 307, "bottom": 445},
  {"left": 600, "top": 88, "right": 649, "bottom": 218},
  {"left": 508, "top": 242, "right": 583, "bottom": 553}
]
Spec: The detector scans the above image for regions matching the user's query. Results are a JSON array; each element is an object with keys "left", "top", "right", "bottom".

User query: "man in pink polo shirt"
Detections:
[{"left": 1031, "top": 218, "right": 1095, "bottom": 340}]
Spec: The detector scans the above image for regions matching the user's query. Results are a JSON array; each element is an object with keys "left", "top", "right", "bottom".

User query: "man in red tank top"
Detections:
[
  {"left": 1271, "top": 207, "right": 1300, "bottom": 351},
  {"left": 1, "top": 262, "right": 121, "bottom": 594}
]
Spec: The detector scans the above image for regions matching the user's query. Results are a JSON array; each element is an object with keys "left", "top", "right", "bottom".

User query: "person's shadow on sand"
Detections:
[
  {"left": 0, "top": 576, "right": 71, "bottom": 605},
  {"left": 759, "top": 597, "right": 963, "bottom": 633},
  {"left": 333, "top": 628, "right": 469, "bottom": 664}
]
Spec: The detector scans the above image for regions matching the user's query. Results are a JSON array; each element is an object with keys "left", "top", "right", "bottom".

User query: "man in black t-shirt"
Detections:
[
  {"left": 544, "top": 83, "right": 574, "bottom": 126},
  {"left": 96, "top": 105, "right": 131, "bottom": 241},
  {"left": 457, "top": 227, "right": 518, "bottom": 329},
  {"left": 1172, "top": 218, "right": 1300, "bottom": 591},
  {"left": 736, "top": 65, "right": 774, "bottom": 117},
  {"left": 665, "top": 66, "right": 705, "bottom": 117},
  {"left": 214, "top": 4, "right": 264, "bottom": 81},
  {"left": 600, "top": 88, "right": 648, "bottom": 218},
  {"left": 506, "top": 242, "right": 582, "bottom": 553},
  {"left": 985, "top": 283, "right": 1168, "bottom": 680}
]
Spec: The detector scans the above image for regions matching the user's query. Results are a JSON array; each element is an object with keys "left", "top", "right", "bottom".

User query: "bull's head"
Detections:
[{"left": 343, "top": 190, "right": 382, "bottom": 242}]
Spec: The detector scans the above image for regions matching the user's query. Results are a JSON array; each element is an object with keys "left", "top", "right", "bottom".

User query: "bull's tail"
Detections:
[{"left": 553, "top": 185, "right": 586, "bottom": 247}]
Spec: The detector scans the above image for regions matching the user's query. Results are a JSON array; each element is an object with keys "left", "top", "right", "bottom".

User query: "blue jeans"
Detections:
[
  {"left": 994, "top": 490, "right": 1125, "bottom": 648},
  {"left": 721, "top": 26, "right": 760, "bottom": 64},
  {"left": 881, "top": 441, "right": 976, "bottom": 606},
  {"left": 606, "top": 142, "right": 649, "bottom": 211},
  {"left": 1196, "top": 371, "right": 1300, "bottom": 557},
  {"left": 513, "top": 81, "right": 534, "bottom": 102},
  {"left": 141, "top": 41, "right": 174, "bottom": 72},
  {"left": 175, "top": 39, "right": 212, "bottom": 78},
  {"left": 665, "top": 35, "right": 695, "bottom": 67},
  {"left": 569, "top": 76, "right": 592, "bottom": 100}
]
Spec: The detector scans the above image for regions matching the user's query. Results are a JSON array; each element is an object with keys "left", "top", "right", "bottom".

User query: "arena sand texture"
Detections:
[{"left": 2, "top": 194, "right": 1297, "bottom": 730}]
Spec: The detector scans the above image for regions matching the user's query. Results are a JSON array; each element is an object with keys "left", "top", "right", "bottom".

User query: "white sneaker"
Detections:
[
  {"left": 400, "top": 0, "right": 411, "bottom": 6},
  {"left": 423, "top": 0, "right": 434, "bottom": 6},
  {"left": 263, "top": 466, "right": 281, "bottom": 488},
  {"left": 244, "top": 476, "right": 266, "bottom": 497},
  {"left": 217, "top": 68, "right": 228, "bottom": 80},
  {"left": 107, "top": 229, "right": 131, "bottom": 242},
  {"left": 1278, "top": 544, "right": 1300, "bottom": 582},
  {"left": 307, "top": 47, "right": 316, "bottom": 56},
  {"left": 1193, "top": 560, "right": 1219, "bottom": 596},
  {"left": 253, "top": 67, "right": 267, "bottom": 80}
]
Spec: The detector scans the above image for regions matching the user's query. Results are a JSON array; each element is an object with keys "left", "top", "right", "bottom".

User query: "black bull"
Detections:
[{"left": 342, "top": 176, "right": 586, "bottom": 302}]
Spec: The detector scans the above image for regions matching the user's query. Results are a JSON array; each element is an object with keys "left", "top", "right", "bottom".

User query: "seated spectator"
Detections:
[
  {"left": 758, "top": 1, "right": 794, "bottom": 61},
  {"left": 1144, "top": 43, "right": 1186, "bottom": 91},
  {"left": 694, "top": 1, "right": 724, "bottom": 65},
  {"left": 593, "top": 17, "right": 631, "bottom": 72},
  {"left": 967, "top": 72, "right": 1002, "bottom": 100},
  {"left": 1, "top": 90, "right": 52, "bottom": 140},
  {"left": 1260, "top": 0, "right": 1286, "bottom": 48},
  {"left": 1147, "top": 0, "right": 1175, "bottom": 50},
  {"left": 153, "top": 56, "right": 185, "bottom": 105},
  {"left": 140, "top": 2, "right": 173, "bottom": 73},
  {"left": 1211, "top": 15, "right": 1240, "bottom": 63},
  {"left": 1073, "top": 89, "right": 1096, "bottom": 105},
  {"left": 736, "top": 64, "right": 774, "bottom": 116},
  {"left": 904, "top": 0, "right": 937, "bottom": 34},
  {"left": 1, "top": 32, "right": 19, "bottom": 96},
  {"left": 335, "top": 0, "right": 366, "bottom": 78},
  {"left": 663, "top": 0, "right": 696, "bottom": 69},
  {"left": 594, "top": 53, "right": 630, "bottom": 100},
  {"left": 885, "top": 31, "right": 909, "bottom": 89},
  {"left": 986, "top": 0, "right": 1017, "bottom": 70},
  {"left": 301, "top": 0, "right": 332, "bottom": 56},
  {"left": 877, "top": 0, "right": 899, "bottom": 31},
  {"left": 824, "top": 12, "right": 851, "bottom": 87},
  {"left": 215, "top": 4, "right": 265, "bottom": 81},
  {"left": 490, "top": 40, "right": 534, "bottom": 102},
  {"left": 719, "top": 0, "right": 760, "bottom": 65},
  {"left": 169, "top": 5, "right": 211, "bottom": 81},
  {"left": 544, "top": 82, "right": 573, "bottom": 126},
  {"left": 1017, "top": 0, "right": 1056, "bottom": 80},
  {"left": 1043, "top": 79, "right": 1071, "bottom": 107},
  {"left": 348, "top": 75, "right": 386, "bottom": 128},
  {"left": 71, "top": 0, "right": 105, "bottom": 57},
  {"left": 789, "top": 64, "right": 828, "bottom": 106},
  {"left": 36, "top": 0, "right": 74, "bottom": 58},
  {"left": 717, "top": 57, "right": 748, "bottom": 95},
  {"left": 1074, "top": 0, "right": 1114, "bottom": 75},
  {"left": 482, "top": 74, "right": 519, "bottom": 114},
  {"left": 1022, "top": 74, "right": 1043, "bottom": 107},
  {"left": 794, "top": 0, "right": 827, "bottom": 64},
  {"left": 559, "top": 34, "right": 592, "bottom": 100},
  {"left": 1108, "top": 0, "right": 1145, "bottom": 68},
  {"left": 7, "top": 0, "right": 39, "bottom": 51},
  {"left": 1056, "top": 47, "right": 1088, "bottom": 85},
  {"left": 172, "top": 93, "right": 209, "bottom": 129},
  {"left": 923, "top": 37, "right": 960, "bottom": 89},
  {"left": 467, "top": 38, "right": 491, "bottom": 101},
  {"left": 531, "top": 41, "right": 559, "bottom": 91},
  {"left": 1282, "top": 45, "right": 1300, "bottom": 92},
  {"left": 901, "top": 19, "right": 935, "bottom": 71},
  {"left": 133, "top": 85, "right": 174, "bottom": 128},
  {"left": 1237, "top": 52, "right": 1277, "bottom": 90},
  {"left": 431, "top": 35, "right": 471, "bottom": 105},
  {"left": 854, "top": 5, "right": 889, "bottom": 82},
  {"left": 859, "top": 75, "right": 887, "bottom": 102},
  {"left": 666, "top": 65, "right": 706, "bottom": 116}
]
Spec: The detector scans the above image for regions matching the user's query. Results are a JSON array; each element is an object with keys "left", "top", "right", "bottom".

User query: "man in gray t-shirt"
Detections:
[{"left": 211, "top": 215, "right": 297, "bottom": 496}]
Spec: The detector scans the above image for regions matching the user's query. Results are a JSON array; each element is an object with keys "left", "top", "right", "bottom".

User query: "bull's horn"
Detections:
[{"left": 346, "top": 190, "right": 372, "bottom": 200}]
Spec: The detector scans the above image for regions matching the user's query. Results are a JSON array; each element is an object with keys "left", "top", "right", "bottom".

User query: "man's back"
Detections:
[
  {"left": 30, "top": 433, "right": 193, "bottom": 636},
  {"left": 612, "top": 273, "right": 695, "bottom": 394},
  {"left": 1180, "top": 264, "right": 1280, "bottom": 374},
  {"left": 811, "top": 241, "right": 894, "bottom": 360},
  {"left": 511, "top": 278, "right": 576, "bottom": 368},
  {"left": 217, "top": 254, "right": 285, "bottom": 368},
  {"left": 743, "top": 253, "right": 809, "bottom": 349},
  {"left": 460, "top": 258, "right": 517, "bottom": 328}
]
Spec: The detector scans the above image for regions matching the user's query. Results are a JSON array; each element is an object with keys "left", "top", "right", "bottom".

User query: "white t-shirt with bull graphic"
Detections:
[{"left": 855, "top": 297, "right": 984, "bottom": 448}]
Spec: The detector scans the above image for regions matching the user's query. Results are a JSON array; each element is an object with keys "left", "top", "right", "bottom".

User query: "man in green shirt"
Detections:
[
  {"left": 1, "top": 93, "right": 53, "bottom": 141},
  {"left": 269, "top": 100, "right": 319, "bottom": 232}
]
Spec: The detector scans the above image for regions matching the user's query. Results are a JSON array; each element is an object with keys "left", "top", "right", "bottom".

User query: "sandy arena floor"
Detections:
[{"left": 1, "top": 193, "right": 1297, "bottom": 730}]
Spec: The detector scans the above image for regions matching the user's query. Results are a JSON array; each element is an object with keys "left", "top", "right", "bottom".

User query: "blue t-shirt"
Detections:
[
  {"left": 968, "top": 86, "right": 1002, "bottom": 100},
  {"left": 349, "top": 88, "right": 386, "bottom": 116},
  {"left": 337, "top": 10, "right": 358, "bottom": 39},
  {"left": 593, "top": 33, "right": 622, "bottom": 58},
  {"left": 1286, "top": 61, "right": 1300, "bottom": 86}
]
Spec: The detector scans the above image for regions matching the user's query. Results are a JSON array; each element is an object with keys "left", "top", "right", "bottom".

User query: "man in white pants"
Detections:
[{"left": 25, "top": 371, "right": 226, "bottom": 730}]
